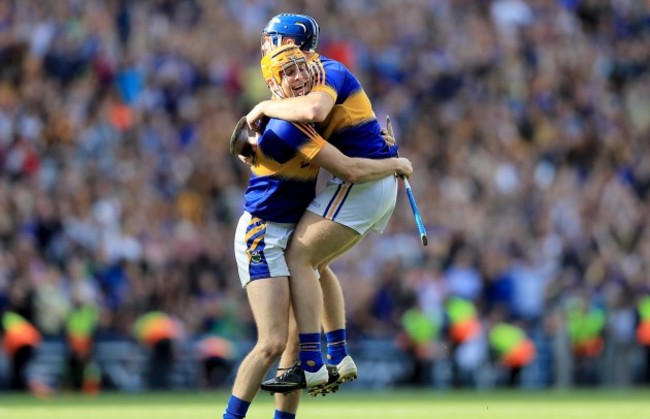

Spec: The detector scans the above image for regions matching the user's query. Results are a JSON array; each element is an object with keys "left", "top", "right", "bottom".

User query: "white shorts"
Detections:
[
  {"left": 234, "top": 211, "right": 295, "bottom": 287},
  {"left": 307, "top": 175, "right": 398, "bottom": 235}
]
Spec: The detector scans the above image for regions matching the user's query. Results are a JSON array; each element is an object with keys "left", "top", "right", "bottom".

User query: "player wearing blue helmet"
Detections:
[
  {"left": 261, "top": 13, "right": 320, "bottom": 54},
  {"left": 221, "top": 45, "right": 412, "bottom": 419},
  {"left": 247, "top": 13, "right": 406, "bottom": 402}
]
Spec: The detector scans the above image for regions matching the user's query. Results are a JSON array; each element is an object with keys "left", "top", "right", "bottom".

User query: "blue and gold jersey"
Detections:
[
  {"left": 244, "top": 118, "right": 325, "bottom": 223},
  {"left": 309, "top": 54, "right": 397, "bottom": 160}
]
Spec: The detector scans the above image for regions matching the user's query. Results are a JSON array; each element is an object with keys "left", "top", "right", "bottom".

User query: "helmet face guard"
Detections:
[
  {"left": 260, "top": 44, "right": 312, "bottom": 99},
  {"left": 261, "top": 13, "right": 320, "bottom": 55}
]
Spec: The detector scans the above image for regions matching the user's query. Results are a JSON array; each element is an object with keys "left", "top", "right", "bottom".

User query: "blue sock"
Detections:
[
  {"left": 298, "top": 333, "right": 323, "bottom": 372},
  {"left": 326, "top": 329, "right": 348, "bottom": 365},
  {"left": 274, "top": 410, "right": 296, "bottom": 419},
  {"left": 223, "top": 395, "right": 250, "bottom": 419}
]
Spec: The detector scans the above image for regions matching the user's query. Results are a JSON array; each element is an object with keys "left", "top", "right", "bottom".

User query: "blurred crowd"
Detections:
[{"left": 1, "top": 0, "right": 650, "bottom": 390}]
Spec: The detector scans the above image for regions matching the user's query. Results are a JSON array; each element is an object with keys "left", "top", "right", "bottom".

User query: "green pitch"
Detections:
[{"left": 1, "top": 389, "right": 649, "bottom": 419}]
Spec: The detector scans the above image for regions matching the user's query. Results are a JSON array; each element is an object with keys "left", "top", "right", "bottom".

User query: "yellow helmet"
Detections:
[{"left": 260, "top": 44, "right": 310, "bottom": 98}]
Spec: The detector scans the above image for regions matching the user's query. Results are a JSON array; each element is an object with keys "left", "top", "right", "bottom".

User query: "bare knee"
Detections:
[
  {"left": 285, "top": 243, "right": 301, "bottom": 261},
  {"left": 286, "top": 243, "right": 312, "bottom": 269},
  {"left": 254, "top": 338, "right": 287, "bottom": 362}
]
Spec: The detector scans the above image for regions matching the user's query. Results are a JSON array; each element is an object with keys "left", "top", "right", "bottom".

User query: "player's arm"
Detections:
[
  {"left": 312, "top": 143, "right": 412, "bottom": 184},
  {"left": 247, "top": 91, "right": 334, "bottom": 129}
]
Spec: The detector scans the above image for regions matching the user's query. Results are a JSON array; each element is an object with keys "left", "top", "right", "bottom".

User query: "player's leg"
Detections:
[
  {"left": 224, "top": 213, "right": 294, "bottom": 418},
  {"left": 319, "top": 265, "right": 358, "bottom": 385},
  {"left": 288, "top": 213, "right": 360, "bottom": 388},
  {"left": 262, "top": 263, "right": 357, "bottom": 396},
  {"left": 317, "top": 235, "right": 360, "bottom": 342},
  {"left": 294, "top": 176, "right": 398, "bottom": 393},
  {"left": 319, "top": 265, "right": 346, "bottom": 336},
  {"left": 317, "top": 234, "right": 360, "bottom": 335},
  {"left": 272, "top": 307, "right": 301, "bottom": 418},
  {"left": 224, "top": 277, "right": 291, "bottom": 419},
  {"left": 272, "top": 176, "right": 397, "bottom": 395},
  {"left": 280, "top": 247, "right": 329, "bottom": 391},
  {"left": 284, "top": 211, "right": 360, "bottom": 394}
]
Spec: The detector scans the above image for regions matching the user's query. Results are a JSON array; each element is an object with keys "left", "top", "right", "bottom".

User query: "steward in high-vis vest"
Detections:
[
  {"left": 65, "top": 303, "right": 100, "bottom": 393},
  {"left": 636, "top": 296, "right": 650, "bottom": 346},
  {"left": 444, "top": 297, "right": 482, "bottom": 388},
  {"left": 566, "top": 300, "right": 605, "bottom": 357},
  {"left": 133, "top": 311, "right": 181, "bottom": 389},
  {"left": 446, "top": 297, "right": 481, "bottom": 345},
  {"left": 398, "top": 302, "right": 440, "bottom": 386},
  {"left": 196, "top": 335, "right": 237, "bottom": 388},
  {"left": 636, "top": 296, "right": 650, "bottom": 384},
  {"left": 133, "top": 311, "right": 181, "bottom": 347},
  {"left": 489, "top": 322, "right": 535, "bottom": 387},
  {"left": 1, "top": 311, "right": 42, "bottom": 391},
  {"left": 401, "top": 306, "right": 439, "bottom": 357}
]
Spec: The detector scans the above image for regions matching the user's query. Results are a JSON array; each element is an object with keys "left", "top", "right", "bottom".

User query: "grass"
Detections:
[{"left": 0, "top": 389, "right": 649, "bottom": 419}]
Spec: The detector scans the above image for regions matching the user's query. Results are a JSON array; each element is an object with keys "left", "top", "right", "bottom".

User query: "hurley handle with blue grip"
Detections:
[{"left": 387, "top": 116, "right": 428, "bottom": 246}]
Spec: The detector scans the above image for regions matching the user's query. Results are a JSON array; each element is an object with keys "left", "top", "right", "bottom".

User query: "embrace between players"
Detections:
[{"left": 223, "top": 13, "right": 413, "bottom": 419}]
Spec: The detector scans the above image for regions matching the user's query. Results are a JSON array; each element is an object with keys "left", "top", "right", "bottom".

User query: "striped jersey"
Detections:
[
  {"left": 244, "top": 118, "right": 325, "bottom": 223},
  {"left": 309, "top": 54, "right": 398, "bottom": 159}
]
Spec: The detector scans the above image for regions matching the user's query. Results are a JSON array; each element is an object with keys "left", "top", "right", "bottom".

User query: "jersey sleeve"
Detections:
[
  {"left": 309, "top": 56, "right": 339, "bottom": 102},
  {"left": 258, "top": 120, "right": 326, "bottom": 164}
]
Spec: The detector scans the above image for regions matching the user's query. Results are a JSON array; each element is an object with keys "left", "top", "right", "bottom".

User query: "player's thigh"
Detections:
[
  {"left": 307, "top": 175, "right": 398, "bottom": 236},
  {"left": 289, "top": 211, "right": 360, "bottom": 267},
  {"left": 318, "top": 233, "right": 363, "bottom": 268},
  {"left": 245, "top": 277, "right": 291, "bottom": 341}
]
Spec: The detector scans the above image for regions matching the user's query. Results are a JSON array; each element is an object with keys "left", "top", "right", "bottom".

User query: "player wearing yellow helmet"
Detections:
[{"left": 248, "top": 13, "right": 409, "bottom": 405}]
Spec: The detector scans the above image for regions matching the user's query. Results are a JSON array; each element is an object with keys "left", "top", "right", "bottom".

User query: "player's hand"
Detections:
[
  {"left": 231, "top": 116, "right": 258, "bottom": 158},
  {"left": 237, "top": 143, "right": 258, "bottom": 167},
  {"left": 395, "top": 157, "right": 413, "bottom": 178},
  {"left": 381, "top": 128, "right": 395, "bottom": 146},
  {"left": 246, "top": 102, "right": 268, "bottom": 134},
  {"left": 238, "top": 154, "right": 255, "bottom": 166}
]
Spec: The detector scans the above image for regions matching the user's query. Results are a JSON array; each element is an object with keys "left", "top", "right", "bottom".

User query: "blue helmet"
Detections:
[{"left": 262, "top": 13, "right": 320, "bottom": 54}]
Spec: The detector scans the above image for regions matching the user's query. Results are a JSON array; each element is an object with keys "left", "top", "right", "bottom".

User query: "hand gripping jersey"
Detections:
[
  {"left": 244, "top": 118, "right": 326, "bottom": 223},
  {"left": 309, "top": 54, "right": 398, "bottom": 160}
]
